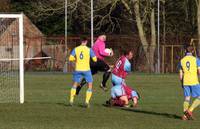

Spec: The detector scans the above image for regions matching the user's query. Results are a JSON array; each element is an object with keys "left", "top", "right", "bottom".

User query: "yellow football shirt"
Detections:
[
  {"left": 180, "top": 53, "right": 200, "bottom": 86},
  {"left": 69, "top": 45, "right": 97, "bottom": 71}
]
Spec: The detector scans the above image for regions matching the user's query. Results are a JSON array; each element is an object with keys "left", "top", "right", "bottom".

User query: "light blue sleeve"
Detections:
[
  {"left": 131, "top": 91, "right": 138, "bottom": 98},
  {"left": 70, "top": 48, "right": 76, "bottom": 56},
  {"left": 124, "top": 59, "right": 131, "bottom": 72},
  {"left": 196, "top": 58, "right": 200, "bottom": 67},
  {"left": 90, "top": 49, "right": 96, "bottom": 58}
]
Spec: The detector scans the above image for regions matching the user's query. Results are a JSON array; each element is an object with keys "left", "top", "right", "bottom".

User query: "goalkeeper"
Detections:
[{"left": 76, "top": 35, "right": 113, "bottom": 95}]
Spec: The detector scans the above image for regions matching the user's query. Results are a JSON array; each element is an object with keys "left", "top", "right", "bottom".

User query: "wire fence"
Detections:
[{"left": 3, "top": 35, "right": 192, "bottom": 73}]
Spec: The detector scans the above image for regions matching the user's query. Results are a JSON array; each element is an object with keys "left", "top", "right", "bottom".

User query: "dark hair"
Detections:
[
  {"left": 80, "top": 36, "right": 88, "bottom": 42},
  {"left": 123, "top": 49, "right": 133, "bottom": 55},
  {"left": 185, "top": 44, "right": 194, "bottom": 53}
]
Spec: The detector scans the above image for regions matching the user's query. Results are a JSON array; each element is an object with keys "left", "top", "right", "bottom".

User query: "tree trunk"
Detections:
[
  {"left": 162, "top": 0, "right": 166, "bottom": 45},
  {"left": 133, "top": 0, "right": 150, "bottom": 71},
  {"left": 150, "top": 7, "right": 156, "bottom": 72}
]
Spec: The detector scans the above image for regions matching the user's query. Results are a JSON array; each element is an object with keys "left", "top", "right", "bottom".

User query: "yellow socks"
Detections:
[
  {"left": 70, "top": 87, "right": 92, "bottom": 105},
  {"left": 70, "top": 87, "right": 77, "bottom": 103},
  {"left": 189, "top": 99, "right": 200, "bottom": 112},
  {"left": 85, "top": 89, "right": 92, "bottom": 104},
  {"left": 183, "top": 100, "right": 190, "bottom": 112}
]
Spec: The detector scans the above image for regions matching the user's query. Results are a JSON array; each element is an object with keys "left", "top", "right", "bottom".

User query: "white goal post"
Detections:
[{"left": 0, "top": 14, "right": 24, "bottom": 103}]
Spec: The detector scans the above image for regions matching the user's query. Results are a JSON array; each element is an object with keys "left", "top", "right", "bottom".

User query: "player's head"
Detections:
[
  {"left": 98, "top": 35, "right": 106, "bottom": 42},
  {"left": 80, "top": 36, "right": 88, "bottom": 45},
  {"left": 185, "top": 44, "right": 194, "bottom": 54},
  {"left": 124, "top": 49, "right": 133, "bottom": 60}
]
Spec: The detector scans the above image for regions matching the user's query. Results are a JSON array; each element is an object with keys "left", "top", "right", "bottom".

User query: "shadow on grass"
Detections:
[
  {"left": 56, "top": 103, "right": 88, "bottom": 108},
  {"left": 122, "top": 108, "right": 181, "bottom": 120},
  {"left": 102, "top": 104, "right": 181, "bottom": 120}
]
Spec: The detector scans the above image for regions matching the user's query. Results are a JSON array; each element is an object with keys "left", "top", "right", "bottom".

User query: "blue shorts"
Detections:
[
  {"left": 111, "top": 74, "right": 125, "bottom": 85},
  {"left": 111, "top": 85, "right": 125, "bottom": 98},
  {"left": 111, "top": 85, "right": 138, "bottom": 98},
  {"left": 73, "top": 71, "right": 93, "bottom": 83},
  {"left": 183, "top": 84, "right": 200, "bottom": 97}
]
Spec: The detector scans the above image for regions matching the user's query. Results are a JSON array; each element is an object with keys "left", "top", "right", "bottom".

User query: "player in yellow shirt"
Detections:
[
  {"left": 69, "top": 36, "right": 97, "bottom": 107},
  {"left": 179, "top": 45, "right": 200, "bottom": 120}
]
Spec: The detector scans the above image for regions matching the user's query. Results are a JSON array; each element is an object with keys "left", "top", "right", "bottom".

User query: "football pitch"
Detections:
[{"left": 0, "top": 73, "right": 199, "bottom": 129}]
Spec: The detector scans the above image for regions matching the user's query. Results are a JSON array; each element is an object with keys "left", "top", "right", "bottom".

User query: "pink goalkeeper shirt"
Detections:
[{"left": 92, "top": 38, "right": 109, "bottom": 60}]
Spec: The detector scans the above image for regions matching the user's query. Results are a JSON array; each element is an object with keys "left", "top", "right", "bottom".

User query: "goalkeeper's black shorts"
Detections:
[{"left": 90, "top": 58, "right": 110, "bottom": 75}]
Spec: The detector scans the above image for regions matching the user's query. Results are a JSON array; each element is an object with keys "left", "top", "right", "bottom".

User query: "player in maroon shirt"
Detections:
[{"left": 106, "top": 84, "right": 139, "bottom": 107}]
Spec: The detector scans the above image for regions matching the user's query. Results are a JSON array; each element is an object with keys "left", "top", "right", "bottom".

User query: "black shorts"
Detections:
[{"left": 90, "top": 58, "right": 110, "bottom": 75}]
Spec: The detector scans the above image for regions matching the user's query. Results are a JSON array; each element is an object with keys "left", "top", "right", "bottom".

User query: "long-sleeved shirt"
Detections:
[{"left": 92, "top": 38, "right": 110, "bottom": 60}]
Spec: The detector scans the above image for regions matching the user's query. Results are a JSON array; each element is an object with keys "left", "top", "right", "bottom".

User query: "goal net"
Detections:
[{"left": 0, "top": 14, "right": 24, "bottom": 103}]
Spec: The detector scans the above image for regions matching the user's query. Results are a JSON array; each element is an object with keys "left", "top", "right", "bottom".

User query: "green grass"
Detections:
[{"left": 0, "top": 73, "right": 200, "bottom": 129}]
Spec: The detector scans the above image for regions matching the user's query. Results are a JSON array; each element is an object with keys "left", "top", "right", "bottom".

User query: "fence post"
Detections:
[
  {"left": 162, "top": 45, "right": 165, "bottom": 73},
  {"left": 171, "top": 45, "right": 174, "bottom": 72}
]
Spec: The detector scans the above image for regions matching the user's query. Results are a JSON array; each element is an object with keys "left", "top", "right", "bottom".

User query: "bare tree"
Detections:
[
  {"left": 197, "top": 0, "right": 200, "bottom": 56},
  {"left": 13, "top": 0, "right": 157, "bottom": 71},
  {"left": 30, "top": 0, "right": 65, "bottom": 18},
  {"left": 121, "top": 0, "right": 157, "bottom": 72}
]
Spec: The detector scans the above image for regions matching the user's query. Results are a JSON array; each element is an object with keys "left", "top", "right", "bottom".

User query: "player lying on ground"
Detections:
[
  {"left": 69, "top": 36, "right": 97, "bottom": 108},
  {"left": 106, "top": 84, "right": 139, "bottom": 107},
  {"left": 179, "top": 45, "right": 200, "bottom": 120},
  {"left": 76, "top": 35, "right": 113, "bottom": 95},
  {"left": 112, "top": 49, "right": 133, "bottom": 86}
]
